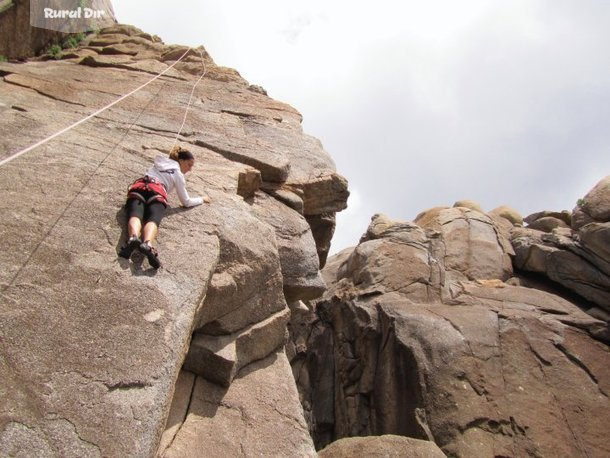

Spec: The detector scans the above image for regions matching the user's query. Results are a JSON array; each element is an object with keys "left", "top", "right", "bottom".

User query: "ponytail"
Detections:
[{"left": 169, "top": 145, "right": 194, "bottom": 162}]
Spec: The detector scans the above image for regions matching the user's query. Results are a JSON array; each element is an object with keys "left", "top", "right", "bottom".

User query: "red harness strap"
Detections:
[{"left": 127, "top": 176, "right": 168, "bottom": 206}]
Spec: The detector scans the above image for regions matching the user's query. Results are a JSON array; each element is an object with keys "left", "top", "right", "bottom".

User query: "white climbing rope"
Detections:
[
  {"left": 0, "top": 47, "right": 193, "bottom": 167},
  {"left": 172, "top": 49, "right": 208, "bottom": 149}
]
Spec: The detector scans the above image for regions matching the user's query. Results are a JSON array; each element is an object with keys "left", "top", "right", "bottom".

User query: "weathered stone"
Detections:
[
  {"left": 281, "top": 133, "right": 349, "bottom": 215},
  {"left": 194, "top": 128, "right": 291, "bottom": 182},
  {"left": 56, "top": 48, "right": 100, "bottom": 61},
  {"left": 160, "top": 46, "right": 206, "bottom": 62},
  {"left": 248, "top": 84, "right": 267, "bottom": 95},
  {"left": 183, "top": 308, "right": 290, "bottom": 387},
  {"left": 98, "top": 24, "right": 145, "bottom": 37},
  {"left": 252, "top": 193, "right": 326, "bottom": 302},
  {"left": 300, "top": 172, "right": 349, "bottom": 215},
  {"left": 157, "top": 370, "right": 196, "bottom": 456},
  {"left": 262, "top": 184, "right": 305, "bottom": 213},
  {"left": 318, "top": 435, "right": 447, "bottom": 458},
  {"left": 524, "top": 210, "right": 572, "bottom": 226},
  {"left": 320, "top": 246, "right": 354, "bottom": 288},
  {"left": 489, "top": 205, "right": 523, "bottom": 226},
  {"left": 573, "top": 175, "right": 610, "bottom": 227},
  {"left": 512, "top": 227, "right": 610, "bottom": 311},
  {"left": 343, "top": 238, "right": 434, "bottom": 301},
  {"left": 361, "top": 213, "right": 428, "bottom": 245},
  {"left": 453, "top": 199, "right": 484, "bottom": 213},
  {"left": 79, "top": 54, "right": 185, "bottom": 79},
  {"left": 99, "top": 43, "right": 141, "bottom": 56},
  {"left": 413, "top": 206, "right": 449, "bottom": 227},
  {"left": 306, "top": 212, "right": 336, "bottom": 267},
  {"left": 300, "top": 285, "right": 610, "bottom": 456},
  {"left": 193, "top": 199, "right": 288, "bottom": 335},
  {"left": 527, "top": 215, "right": 570, "bottom": 232},
  {"left": 287, "top": 301, "right": 315, "bottom": 359},
  {"left": 236, "top": 168, "right": 262, "bottom": 198},
  {"left": 419, "top": 207, "right": 513, "bottom": 281},
  {"left": 162, "top": 351, "right": 316, "bottom": 457},
  {"left": 572, "top": 205, "right": 596, "bottom": 230},
  {"left": 336, "top": 210, "right": 514, "bottom": 304},
  {"left": 87, "top": 34, "right": 128, "bottom": 47},
  {"left": 579, "top": 222, "right": 610, "bottom": 273}
]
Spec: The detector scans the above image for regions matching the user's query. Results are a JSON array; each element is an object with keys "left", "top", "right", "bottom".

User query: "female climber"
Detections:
[{"left": 119, "top": 145, "right": 210, "bottom": 268}]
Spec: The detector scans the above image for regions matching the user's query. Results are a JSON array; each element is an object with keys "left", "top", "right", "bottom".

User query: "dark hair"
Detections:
[
  {"left": 169, "top": 145, "right": 194, "bottom": 162},
  {"left": 178, "top": 150, "right": 194, "bottom": 161}
]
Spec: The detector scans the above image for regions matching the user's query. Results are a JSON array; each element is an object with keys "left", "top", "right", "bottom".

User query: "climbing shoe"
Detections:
[
  {"left": 119, "top": 235, "right": 141, "bottom": 259},
  {"left": 139, "top": 242, "right": 161, "bottom": 269}
]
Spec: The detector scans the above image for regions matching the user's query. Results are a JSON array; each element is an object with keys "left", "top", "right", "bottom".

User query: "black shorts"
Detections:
[{"left": 126, "top": 193, "right": 166, "bottom": 226}]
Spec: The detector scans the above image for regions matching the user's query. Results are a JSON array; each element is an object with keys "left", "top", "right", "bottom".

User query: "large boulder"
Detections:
[
  {"left": 511, "top": 177, "right": 610, "bottom": 313},
  {"left": 453, "top": 200, "right": 484, "bottom": 213},
  {"left": 572, "top": 175, "right": 610, "bottom": 229},
  {"left": 318, "top": 435, "right": 446, "bottom": 458},
  {"left": 488, "top": 205, "right": 523, "bottom": 226},
  {"left": 512, "top": 227, "right": 610, "bottom": 311},
  {"left": 415, "top": 207, "right": 513, "bottom": 282}
]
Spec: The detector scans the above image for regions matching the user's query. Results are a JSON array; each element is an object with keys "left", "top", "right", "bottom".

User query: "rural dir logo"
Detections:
[
  {"left": 44, "top": 6, "right": 105, "bottom": 19},
  {"left": 31, "top": 0, "right": 115, "bottom": 33}
]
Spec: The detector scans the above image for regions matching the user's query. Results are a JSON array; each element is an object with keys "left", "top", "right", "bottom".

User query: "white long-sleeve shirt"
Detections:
[{"left": 146, "top": 155, "right": 203, "bottom": 207}]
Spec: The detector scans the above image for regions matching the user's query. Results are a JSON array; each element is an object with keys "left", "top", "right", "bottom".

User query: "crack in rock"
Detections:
[{"left": 554, "top": 342, "right": 607, "bottom": 398}]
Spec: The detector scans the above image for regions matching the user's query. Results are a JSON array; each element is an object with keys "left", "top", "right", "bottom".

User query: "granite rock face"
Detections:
[
  {"left": 514, "top": 176, "right": 610, "bottom": 313},
  {"left": 160, "top": 351, "right": 316, "bottom": 458},
  {"left": 292, "top": 206, "right": 610, "bottom": 457},
  {"left": 0, "top": 24, "right": 345, "bottom": 456}
]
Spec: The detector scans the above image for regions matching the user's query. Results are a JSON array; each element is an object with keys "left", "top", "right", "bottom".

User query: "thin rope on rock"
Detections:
[
  {"left": 0, "top": 47, "right": 192, "bottom": 168},
  {"left": 172, "top": 49, "right": 208, "bottom": 149}
]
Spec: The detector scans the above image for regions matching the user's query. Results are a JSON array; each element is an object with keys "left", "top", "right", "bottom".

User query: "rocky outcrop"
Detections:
[
  {"left": 292, "top": 206, "right": 610, "bottom": 456},
  {"left": 513, "top": 176, "right": 610, "bottom": 313},
  {"left": 0, "top": 24, "right": 346, "bottom": 456}
]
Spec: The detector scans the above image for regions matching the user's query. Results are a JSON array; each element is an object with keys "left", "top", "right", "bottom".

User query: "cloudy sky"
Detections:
[{"left": 114, "top": 0, "right": 610, "bottom": 253}]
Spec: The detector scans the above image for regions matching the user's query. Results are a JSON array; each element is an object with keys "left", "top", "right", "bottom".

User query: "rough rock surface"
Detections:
[
  {"left": 318, "top": 435, "right": 446, "bottom": 458},
  {"left": 161, "top": 351, "right": 316, "bottom": 457},
  {"left": 572, "top": 175, "right": 610, "bottom": 229},
  {"left": 488, "top": 205, "right": 523, "bottom": 226},
  {"left": 292, "top": 208, "right": 610, "bottom": 457},
  {"left": 0, "top": 24, "right": 347, "bottom": 456},
  {"left": 514, "top": 176, "right": 610, "bottom": 312}
]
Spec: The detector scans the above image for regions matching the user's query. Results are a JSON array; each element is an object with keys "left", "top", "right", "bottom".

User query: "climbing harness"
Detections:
[
  {"left": 1, "top": 46, "right": 208, "bottom": 291},
  {"left": 127, "top": 175, "right": 168, "bottom": 206}
]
